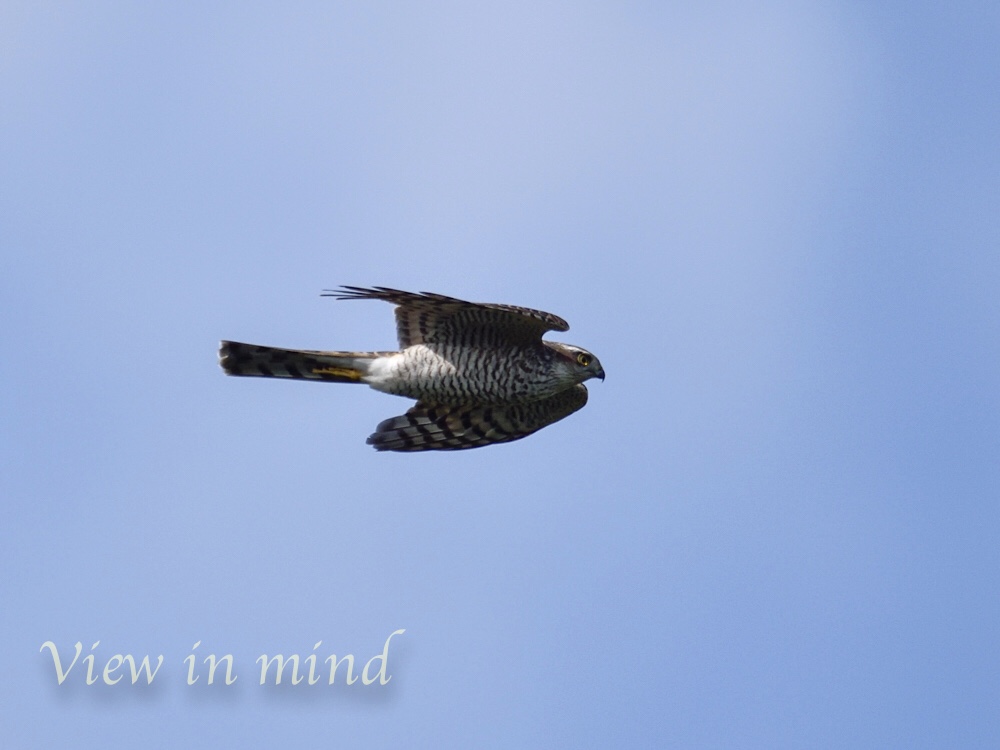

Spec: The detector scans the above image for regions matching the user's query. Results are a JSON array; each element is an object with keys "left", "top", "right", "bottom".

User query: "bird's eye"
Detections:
[{"left": 576, "top": 353, "right": 591, "bottom": 367}]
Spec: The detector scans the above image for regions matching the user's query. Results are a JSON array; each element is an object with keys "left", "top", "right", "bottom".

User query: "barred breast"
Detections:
[{"left": 365, "top": 344, "right": 557, "bottom": 405}]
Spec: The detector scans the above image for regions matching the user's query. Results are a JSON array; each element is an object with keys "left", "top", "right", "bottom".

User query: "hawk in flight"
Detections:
[{"left": 219, "top": 286, "right": 605, "bottom": 452}]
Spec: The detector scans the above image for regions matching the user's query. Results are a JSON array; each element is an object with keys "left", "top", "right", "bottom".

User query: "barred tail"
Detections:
[{"left": 219, "top": 341, "right": 385, "bottom": 383}]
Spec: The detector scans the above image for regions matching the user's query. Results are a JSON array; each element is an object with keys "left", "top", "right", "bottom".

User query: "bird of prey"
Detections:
[{"left": 219, "top": 286, "right": 605, "bottom": 452}]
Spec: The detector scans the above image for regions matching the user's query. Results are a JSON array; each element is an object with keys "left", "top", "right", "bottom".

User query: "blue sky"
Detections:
[{"left": 3, "top": 1, "right": 998, "bottom": 746}]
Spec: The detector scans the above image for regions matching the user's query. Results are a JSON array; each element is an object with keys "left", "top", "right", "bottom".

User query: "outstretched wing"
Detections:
[
  {"left": 324, "top": 286, "right": 570, "bottom": 348},
  {"left": 366, "top": 384, "right": 589, "bottom": 452}
]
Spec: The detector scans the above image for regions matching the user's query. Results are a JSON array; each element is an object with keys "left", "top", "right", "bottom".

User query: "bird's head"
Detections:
[{"left": 548, "top": 343, "right": 605, "bottom": 385}]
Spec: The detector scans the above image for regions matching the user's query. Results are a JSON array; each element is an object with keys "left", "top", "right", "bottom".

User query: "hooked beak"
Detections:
[{"left": 596, "top": 367, "right": 605, "bottom": 382}]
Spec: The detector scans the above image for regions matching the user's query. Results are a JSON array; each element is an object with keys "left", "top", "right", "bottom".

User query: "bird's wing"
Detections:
[
  {"left": 366, "top": 384, "right": 589, "bottom": 452},
  {"left": 325, "top": 286, "right": 570, "bottom": 348}
]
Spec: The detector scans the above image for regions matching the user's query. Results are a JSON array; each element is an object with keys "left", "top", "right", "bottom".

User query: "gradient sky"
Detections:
[{"left": 3, "top": 2, "right": 999, "bottom": 747}]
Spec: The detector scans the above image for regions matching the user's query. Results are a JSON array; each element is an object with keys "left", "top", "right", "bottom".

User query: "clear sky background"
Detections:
[{"left": 3, "top": 1, "right": 998, "bottom": 747}]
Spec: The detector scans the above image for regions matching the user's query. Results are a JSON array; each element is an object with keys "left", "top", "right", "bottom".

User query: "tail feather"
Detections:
[{"left": 219, "top": 341, "right": 387, "bottom": 383}]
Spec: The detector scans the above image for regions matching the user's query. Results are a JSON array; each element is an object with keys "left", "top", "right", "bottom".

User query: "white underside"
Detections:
[{"left": 362, "top": 353, "right": 405, "bottom": 391}]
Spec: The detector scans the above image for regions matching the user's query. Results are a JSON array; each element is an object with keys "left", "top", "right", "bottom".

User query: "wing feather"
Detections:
[
  {"left": 323, "top": 286, "right": 570, "bottom": 348},
  {"left": 366, "top": 385, "right": 589, "bottom": 452}
]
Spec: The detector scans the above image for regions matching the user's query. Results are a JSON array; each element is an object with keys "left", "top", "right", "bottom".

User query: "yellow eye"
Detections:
[{"left": 576, "top": 352, "right": 591, "bottom": 367}]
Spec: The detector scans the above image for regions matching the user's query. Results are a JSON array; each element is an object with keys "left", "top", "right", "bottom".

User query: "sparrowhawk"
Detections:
[{"left": 219, "top": 286, "right": 605, "bottom": 451}]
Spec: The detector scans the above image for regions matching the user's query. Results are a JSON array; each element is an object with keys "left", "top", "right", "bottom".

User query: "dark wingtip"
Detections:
[
  {"left": 321, "top": 286, "right": 404, "bottom": 302},
  {"left": 321, "top": 286, "right": 363, "bottom": 299}
]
